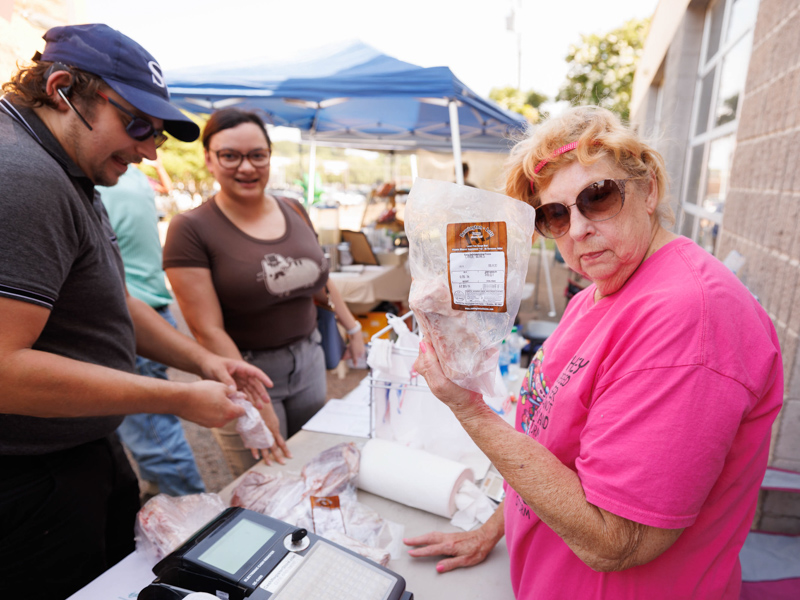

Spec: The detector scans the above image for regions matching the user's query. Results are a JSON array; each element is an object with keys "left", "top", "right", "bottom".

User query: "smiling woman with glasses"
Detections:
[
  {"left": 406, "top": 105, "right": 783, "bottom": 600},
  {"left": 162, "top": 107, "right": 365, "bottom": 479}
]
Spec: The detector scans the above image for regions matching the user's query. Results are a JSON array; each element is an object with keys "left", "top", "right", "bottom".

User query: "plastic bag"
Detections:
[
  {"left": 301, "top": 441, "right": 360, "bottom": 498},
  {"left": 405, "top": 178, "right": 536, "bottom": 397},
  {"left": 230, "top": 470, "right": 307, "bottom": 522},
  {"left": 230, "top": 443, "right": 403, "bottom": 562},
  {"left": 231, "top": 397, "right": 275, "bottom": 449},
  {"left": 134, "top": 493, "right": 227, "bottom": 560}
]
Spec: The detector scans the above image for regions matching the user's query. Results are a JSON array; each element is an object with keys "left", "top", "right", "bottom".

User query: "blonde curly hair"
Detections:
[{"left": 504, "top": 106, "right": 673, "bottom": 227}]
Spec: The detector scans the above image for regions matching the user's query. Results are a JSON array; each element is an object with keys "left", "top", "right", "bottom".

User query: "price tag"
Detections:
[{"left": 446, "top": 222, "right": 507, "bottom": 313}]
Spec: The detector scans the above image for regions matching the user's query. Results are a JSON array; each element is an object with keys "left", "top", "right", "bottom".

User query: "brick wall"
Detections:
[{"left": 716, "top": 0, "right": 800, "bottom": 533}]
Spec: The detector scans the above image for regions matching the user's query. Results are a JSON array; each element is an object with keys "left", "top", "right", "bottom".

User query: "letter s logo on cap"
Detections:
[{"left": 148, "top": 61, "right": 165, "bottom": 88}]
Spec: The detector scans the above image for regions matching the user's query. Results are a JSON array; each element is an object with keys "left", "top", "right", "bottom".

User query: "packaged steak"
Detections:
[{"left": 406, "top": 178, "right": 536, "bottom": 397}]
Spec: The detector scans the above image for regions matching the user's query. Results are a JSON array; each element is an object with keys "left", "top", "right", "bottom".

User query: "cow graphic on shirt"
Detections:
[{"left": 258, "top": 253, "right": 321, "bottom": 296}]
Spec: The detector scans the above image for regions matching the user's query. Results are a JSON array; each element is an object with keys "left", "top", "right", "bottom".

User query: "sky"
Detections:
[{"left": 83, "top": 0, "right": 658, "bottom": 104}]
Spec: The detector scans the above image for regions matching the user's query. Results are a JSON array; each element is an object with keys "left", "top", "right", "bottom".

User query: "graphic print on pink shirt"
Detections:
[{"left": 518, "top": 347, "right": 590, "bottom": 439}]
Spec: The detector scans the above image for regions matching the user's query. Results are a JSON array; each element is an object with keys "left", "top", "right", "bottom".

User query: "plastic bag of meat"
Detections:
[
  {"left": 229, "top": 442, "right": 403, "bottom": 563},
  {"left": 230, "top": 470, "right": 307, "bottom": 523},
  {"left": 301, "top": 442, "right": 360, "bottom": 498},
  {"left": 231, "top": 396, "right": 275, "bottom": 449},
  {"left": 406, "top": 178, "right": 536, "bottom": 397},
  {"left": 134, "top": 493, "right": 227, "bottom": 560}
]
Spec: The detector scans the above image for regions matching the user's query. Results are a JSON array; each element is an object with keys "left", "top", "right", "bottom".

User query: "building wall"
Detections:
[
  {"left": 633, "top": 0, "right": 800, "bottom": 533},
  {"left": 639, "top": 5, "right": 707, "bottom": 221},
  {"left": 717, "top": 0, "right": 800, "bottom": 532}
]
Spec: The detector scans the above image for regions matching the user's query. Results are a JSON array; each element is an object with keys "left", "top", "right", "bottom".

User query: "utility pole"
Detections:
[{"left": 507, "top": 0, "right": 523, "bottom": 90}]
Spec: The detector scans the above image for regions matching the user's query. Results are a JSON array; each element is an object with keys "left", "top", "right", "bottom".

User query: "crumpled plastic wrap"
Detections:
[
  {"left": 230, "top": 470, "right": 308, "bottom": 523},
  {"left": 134, "top": 493, "right": 227, "bottom": 561},
  {"left": 231, "top": 396, "right": 275, "bottom": 449},
  {"left": 301, "top": 441, "right": 360, "bottom": 498},
  {"left": 230, "top": 442, "right": 403, "bottom": 563},
  {"left": 406, "top": 178, "right": 536, "bottom": 397},
  {"left": 324, "top": 530, "right": 391, "bottom": 567}
]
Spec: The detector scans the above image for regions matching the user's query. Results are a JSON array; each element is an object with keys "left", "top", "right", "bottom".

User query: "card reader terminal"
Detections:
[{"left": 139, "top": 507, "right": 413, "bottom": 600}]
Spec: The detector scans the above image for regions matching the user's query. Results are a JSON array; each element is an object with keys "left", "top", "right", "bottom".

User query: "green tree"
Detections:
[
  {"left": 557, "top": 18, "right": 649, "bottom": 121},
  {"left": 139, "top": 112, "right": 215, "bottom": 197},
  {"left": 489, "top": 86, "right": 549, "bottom": 123}
]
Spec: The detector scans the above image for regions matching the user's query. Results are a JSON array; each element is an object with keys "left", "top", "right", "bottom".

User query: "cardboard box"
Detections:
[
  {"left": 375, "top": 248, "right": 409, "bottom": 267},
  {"left": 356, "top": 312, "right": 391, "bottom": 343}
]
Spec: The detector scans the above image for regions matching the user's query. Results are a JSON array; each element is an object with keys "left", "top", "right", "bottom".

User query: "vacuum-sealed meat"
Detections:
[
  {"left": 134, "top": 493, "right": 227, "bottom": 560},
  {"left": 231, "top": 396, "right": 275, "bottom": 449},
  {"left": 301, "top": 442, "right": 360, "bottom": 498},
  {"left": 406, "top": 178, "right": 536, "bottom": 397},
  {"left": 230, "top": 470, "right": 306, "bottom": 522},
  {"left": 229, "top": 443, "right": 403, "bottom": 564}
]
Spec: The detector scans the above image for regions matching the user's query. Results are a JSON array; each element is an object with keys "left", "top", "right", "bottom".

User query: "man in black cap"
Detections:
[{"left": 0, "top": 24, "right": 275, "bottom": 598}]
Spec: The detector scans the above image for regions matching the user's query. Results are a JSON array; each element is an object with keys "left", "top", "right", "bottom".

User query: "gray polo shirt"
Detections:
[{"left": 0, "top": 98, "right": 136, "bottom": 455}]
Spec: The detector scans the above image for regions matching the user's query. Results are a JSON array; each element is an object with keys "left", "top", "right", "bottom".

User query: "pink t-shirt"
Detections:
[{"left": 505, "top": 237, "right": 783, "bottom": 600}]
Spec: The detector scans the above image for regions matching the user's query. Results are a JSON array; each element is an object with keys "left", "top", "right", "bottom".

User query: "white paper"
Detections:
[{"left": 302, "top": 399, "right": 371, "bottom": 437}]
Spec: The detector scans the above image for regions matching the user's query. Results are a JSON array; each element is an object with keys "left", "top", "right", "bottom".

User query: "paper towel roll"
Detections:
[{"left": 357, "top": 438, "right": 474, "bottom": 518}]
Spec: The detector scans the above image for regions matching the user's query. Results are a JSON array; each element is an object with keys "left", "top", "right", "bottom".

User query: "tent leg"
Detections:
[
  {"left": 410, "top": 153, "right": 418, "bottom": 183},
  {"left": 540, "top": 237, "right": 557, "bottom": 318},
  {"left": 449, "top": 101, "right": 464, "bottom": 185},
  {"left": 307, "top": 139, "right": 317, "bottom": 206}
]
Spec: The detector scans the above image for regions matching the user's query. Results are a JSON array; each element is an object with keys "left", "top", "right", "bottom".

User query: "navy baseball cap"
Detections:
[{"left": 40, "top": 23, "right": 199, "bottom": 142}]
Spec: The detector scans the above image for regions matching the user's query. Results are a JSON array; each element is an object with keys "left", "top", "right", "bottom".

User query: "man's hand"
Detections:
[
  {"left": 199, "top": 355, "right": 273, "bottom": 408},
  {"left": 175, "top": 381, "right": 247, "bottom": 428}
]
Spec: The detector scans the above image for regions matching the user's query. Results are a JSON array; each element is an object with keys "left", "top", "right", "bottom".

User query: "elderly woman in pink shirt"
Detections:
[{"left": 405, "top": 106, "right": 783, "bottom": 600}]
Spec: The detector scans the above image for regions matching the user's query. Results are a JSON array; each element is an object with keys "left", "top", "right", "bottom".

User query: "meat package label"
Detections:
[{"left": 446, "top": 221, "right": 508, "bottom": 312}]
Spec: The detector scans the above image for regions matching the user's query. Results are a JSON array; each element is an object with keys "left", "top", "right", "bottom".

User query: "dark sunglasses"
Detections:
[
  {"left": 535, "top": 177, "right": 638, "bottom": 239},
  {"left": 97, "top": 91, "right": 168, "bottom": 148}
]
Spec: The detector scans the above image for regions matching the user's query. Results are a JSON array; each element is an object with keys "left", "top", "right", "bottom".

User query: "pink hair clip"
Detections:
[{"left": 529, "top": 141, "right": 580, "bottom": 193}]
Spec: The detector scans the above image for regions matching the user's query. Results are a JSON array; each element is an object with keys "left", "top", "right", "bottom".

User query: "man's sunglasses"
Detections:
[
  {"left": 535, "top": 177, "right": 638, "bottom": 239},
  {"left": 97, "top": 91, "right": 168, "bottom": 148}
]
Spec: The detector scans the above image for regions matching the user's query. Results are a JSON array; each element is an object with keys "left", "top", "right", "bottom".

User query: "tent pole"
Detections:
[
  {"left": 410, "top": 153, "right": 418, "bottom": 184},
  {"left": 448, "top": 100, "right": 464, "bottom": 185},
  {"left": 307, "top": 138, "right": 317, "bottom": 207},
  {"left": 540, "top": 237, "right": 557, "bottom": 317}
]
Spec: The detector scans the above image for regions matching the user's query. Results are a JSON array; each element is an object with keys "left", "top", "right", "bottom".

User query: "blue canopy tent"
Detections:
[
  {"left": 166, "top": 43, "right": 555, "bottom": 315},
  {"left": 166, "top": 40, "right": 528, "bottom": 197}
]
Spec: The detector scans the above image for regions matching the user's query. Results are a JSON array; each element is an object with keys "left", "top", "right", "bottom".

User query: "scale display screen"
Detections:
[{"left": 197, "top": 518, "right": 276, "bottom": 575}]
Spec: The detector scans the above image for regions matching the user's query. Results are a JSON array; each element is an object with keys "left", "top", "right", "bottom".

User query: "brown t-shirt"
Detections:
[{"left": 163, "top": 195, "right": 328, "bottom": 351}]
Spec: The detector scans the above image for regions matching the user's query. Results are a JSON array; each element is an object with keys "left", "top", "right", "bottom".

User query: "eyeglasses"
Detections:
[
  {"left": 535, "top": 177, "right": 637, "bottom": 239},
  {"left": 213, "top": 148, "right": 271, "bottom": 170},
  {"left": 97, "top": 91, "right": 168, "bottom": 148}
]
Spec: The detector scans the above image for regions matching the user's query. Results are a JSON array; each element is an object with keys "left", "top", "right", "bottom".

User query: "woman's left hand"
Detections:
[
  {"left": 346, "top": 330, "right": 366, "bottom": 367},
  {"left": 244, "top": 394, "right": 291, "bottom": 465}
]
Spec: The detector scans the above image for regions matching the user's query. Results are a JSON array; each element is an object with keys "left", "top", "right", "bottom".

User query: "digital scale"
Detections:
[{"left": 139, "top": 507, "right": 413, "bottom": 600}]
